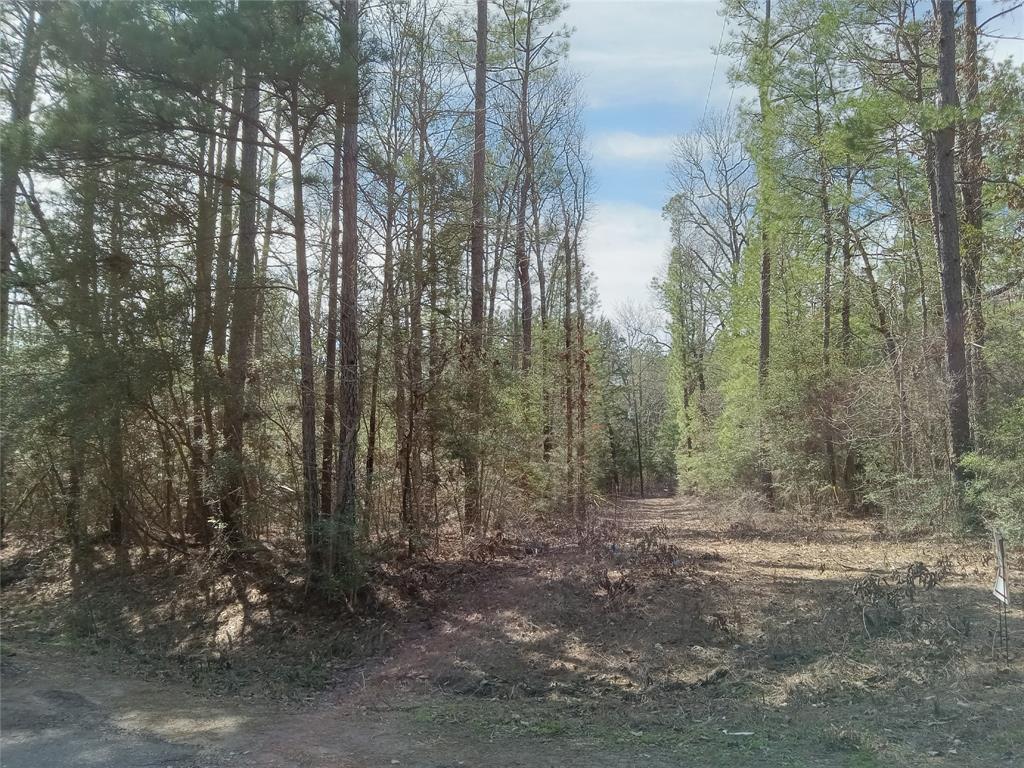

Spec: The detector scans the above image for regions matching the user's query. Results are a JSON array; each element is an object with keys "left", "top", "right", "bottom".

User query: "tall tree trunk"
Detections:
[
  {"left": 252, "top": 107, "right": 283, "bottom": 509},
  {"left": 516, "top": 20, "right": 534, "bottom": 372},
  {"left": 538, "top": 213, "right": 552, "bottom": 463},
  {"left": 464, "top": 0, "right": 487, "bottom": 532},
  {"left": 1, "top": 4, "right": 42, "bottom": 538},
  {"left": 958, "top": 0, "right": 985, "bottom": 428},
  {"left": 1, "top": 3, "right": 42, "bottom": 357},
  {"left": 254, "top": 108, "right": 283, "bottom": 378},
  {"left": 562, "top": 226, "right": 574, "bottom": 518},
  {"left": 385, "top": 171, "right": 403, "bottom": 522},
  {"left": 399, "top": 200, "right": 418, "bottom": 544},
  {"left": 220, "top": 57, "right": 262, "bottom": 543},
  {"left": 363, "top": 282, "right": 385, "bottom": 536},
  {"left": 755, "top": 0, "right": 775, "bottom": 510},
  {"left": 816, "top": 99, "right": 838, "bottom": 492},
  {"left": 487, "top": 178, "right": 513, "bottom": 340},
  {"left": 838, "top": 166, "right": 857, "bottom": 505},
  {"left": 189, "top": 114, "right": 219, "bottom": 542},
  {"left": 289, "top": 90, "right": 321, "bottom": 562},
  {"left": 931, "top": 0, "right": 972, "bottom": 481},
  {"left": 401, "top": 31, "right": 429, "bottom": 551},
  {"left": 573, "top": 217, "right": 587, "bottom": 518},
  {"left": 839, "top": 167, "right": 853, "bottom": 359},
  {"left": 212, "top": 69, "right": 243, "bottom": 366},
  {"left": 511, "top": 265, "right": 520, "bottom": 370},
  {"left": 320, "top": 107, "right": 343, "bottom": 532},
  {"left": 331, "top": 0, "right": 361, "bottom": 577},
  {"left": 106, "top": 183, "right": 130, "bottom": 569}
]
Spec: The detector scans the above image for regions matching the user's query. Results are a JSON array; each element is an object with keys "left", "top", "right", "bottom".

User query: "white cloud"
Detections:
[
  {"left": 591, "top": 131, "right": 675, "bottom": 163},
  {"left": 583, "top": 201, "right": 670, "bottom": 312},
  {"left": 565, "top": 1, "right": 731, "bottom": 109}
]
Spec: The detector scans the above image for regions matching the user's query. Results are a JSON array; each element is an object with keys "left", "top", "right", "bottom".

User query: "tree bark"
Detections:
[
  {"left": 1, "top": 3, "right": 42, "bottom": 357},
  {"left": 212, "top": 69, "right": 243, "bottom": 366},
  {"left": 756, "top": 0, "right": 775, "bottom": 510},
  {"left": 189, "top": 114, "right": 218, "bottom": 541},
  {"left": 320, "top": 107, "right": 343, "bottom": 530},
  {"left": 839, "top": 168, "right": 853, "bottom": 359},
  {"left": 958, "top": 0, "right": 985, "bottom": 426},
  {"left": 562, "top": 225, "right": 574, "bottom": 518},
  {"left": 573, "top": 213, "right": 587, "bottom": 518},
  {"left": 289, "top": 89, "right": 321, "bottom": 562},
  {"left": 931, "top": 0, "right": 972, "bottom": 480},
  {"left": 515, "top": 17, "right": 534, "bottom": 372},
  {"left": 1, "top": 4, "right": 42, "bottom": 537},
  {"left": 464, "top": 0, "right": 487, "bottom": 532},
  {"left": 251, "top": 106, "right": 283, "bottom": 509},
  {"left": 332, "top": 0, "right": 361, "bottom": 576},
  {"left": 815, "top": 97, "right": 838, "bottom": 492},
  {"left": 220, "top": 54, "right": 262, "bottom": 543}
]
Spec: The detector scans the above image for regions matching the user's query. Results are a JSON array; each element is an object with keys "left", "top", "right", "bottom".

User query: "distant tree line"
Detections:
[
  {"left": 0, "top": 0, "right": 664, "bottom": 593},
  {"left": 662, "top": 0, "right": 1024, "bottom": 536}
]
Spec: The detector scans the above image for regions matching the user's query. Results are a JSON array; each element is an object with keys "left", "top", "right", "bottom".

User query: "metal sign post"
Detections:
[{"left": 993, "top": 530, "right": 1009, "bottom": 661}]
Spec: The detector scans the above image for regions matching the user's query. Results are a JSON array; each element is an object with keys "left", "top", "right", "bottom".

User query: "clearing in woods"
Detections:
[{"left": 2, "top": 496, "right": 1022, "bottom": 767}]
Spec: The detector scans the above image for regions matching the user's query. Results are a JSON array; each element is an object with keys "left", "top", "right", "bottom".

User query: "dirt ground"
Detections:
[{"left": 2, "top": 496, "right": 1023, "bottom": 767}]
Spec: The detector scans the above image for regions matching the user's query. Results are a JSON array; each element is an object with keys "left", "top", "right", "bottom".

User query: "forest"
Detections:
[
  {"left": 1, "top": 1, "right": 1022, "bottom": 766},
  {"left": 663, "top": 0, "right": 1024, "bottom": 536}
]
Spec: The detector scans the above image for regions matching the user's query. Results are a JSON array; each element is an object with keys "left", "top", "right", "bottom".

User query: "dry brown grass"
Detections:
[{"left": 3, "top": 496, "right": 1023, "bottom": 766}]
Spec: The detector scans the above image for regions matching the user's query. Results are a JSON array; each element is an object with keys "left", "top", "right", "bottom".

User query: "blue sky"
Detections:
[
  {"left": 564, "top": 0, "right": 739, "bottom": 313},
  {"left": 564, "top": 0, "right": 1024, "bottom": 314}
]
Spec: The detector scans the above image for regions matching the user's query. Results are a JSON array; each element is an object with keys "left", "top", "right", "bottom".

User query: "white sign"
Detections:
[{"left": 993, "top": 530, "right": 1009, "bottom": 606}]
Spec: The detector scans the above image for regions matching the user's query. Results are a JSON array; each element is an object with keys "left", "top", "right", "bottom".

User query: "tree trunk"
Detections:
[
  {"left": 320, "top": 107, "right": 342, "bottom": 533},
  {"left": 252, "top": 107, "right": 283, "bottom": 509},
  {"left": 363, "top": 278, "right": 386, "bottom": 536},
  {"left": 958, "top": 0, "right": 985, "bottom": 427},
  {"left": 516, "top": 21, "right": 534, "bottom": 372},
  {"left": 384, "top": 172, "right": 403, "bottom": 522},
  {"left": 562, "top": 226, "right": 574, "bottom": 518},
  {"left": 331, "top": 0, "right": 361, "bottom": 577},
  {"left": 487, "top": 178, "right": 512, "bottom": 340},
  {"left": 464, "top": 0, "right": 488, "bottom": 532},
  {"left": 106, "top": 183, "right": 130, "bottom": 569},
  {"left": 189, "top": 115, "right": 218, "bottom": 542},
  {"left": 839, "top": 168, "right": 853, "bottom": 359},
  {"left": 816, "top": 101, "right": 837, "bottom": 492},
  {"left": 1, "top": 4, "right": 42, "bottom": 538},
  {"left": 1, "top": 3, "right": 42, "bottom": 357},
  {"left": 219, "top": 56, "right": 262, "bottom": 544},
  {"left": 289, "top": 91, "right": 321, "bottom": 563},
  {"left": 756, "top": 0, "right": 775, "bottom": 510},
  {"left": 931, "top": 0, "right": 972, "bottom": 480},
  {"left": 212, "top": 69, "right": 243, "bottom": 366},
  {"left": 573, "top": 216, "right": 587, "bottom": 518}
]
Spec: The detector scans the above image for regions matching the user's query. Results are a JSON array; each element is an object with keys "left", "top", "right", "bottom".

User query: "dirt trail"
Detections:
[{"left": 3, "top": 497, "right": 1022, "bottom": 767}]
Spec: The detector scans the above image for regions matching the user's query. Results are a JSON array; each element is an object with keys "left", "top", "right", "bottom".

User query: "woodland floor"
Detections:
[{"left": 2, "top": 496, "right": 1023, "bottom": 767}]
